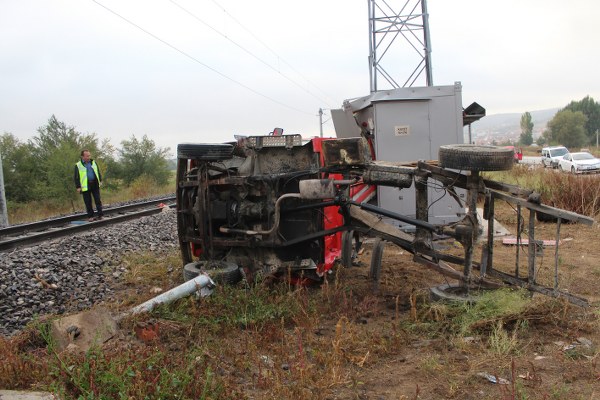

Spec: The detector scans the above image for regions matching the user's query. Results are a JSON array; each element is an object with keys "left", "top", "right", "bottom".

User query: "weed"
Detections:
[
  {"left": 451, "top": 289, "right": 530, "bottom": 336},
  {"left": 419, "top": 354, "right": 441, "bottom": 374},
  {"left": 488, "top": 321, "right": 520, "bottom": 356},
  {"left": 0, "top": 330, "right": 49, "bottom": 389},
  {"left": 121, "top": 250, "right": 180, "bottom": 287},
  {"left": 550, "top": 383, "right": 570, "bottom": 399}
]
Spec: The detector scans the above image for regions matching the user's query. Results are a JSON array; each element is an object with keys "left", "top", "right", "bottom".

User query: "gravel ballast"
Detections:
[{"left": 0, "top": 209, "right": 178, "bottom": 337}]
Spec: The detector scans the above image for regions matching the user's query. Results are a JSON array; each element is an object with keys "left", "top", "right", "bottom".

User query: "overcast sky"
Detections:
[{"left": 1, "top": 0, "right": 598, "bottom": 155}]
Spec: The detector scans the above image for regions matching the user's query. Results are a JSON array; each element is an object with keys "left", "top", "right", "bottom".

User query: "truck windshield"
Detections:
[{"left": 551, "top": 148, "right": 568, "bottom": 157}]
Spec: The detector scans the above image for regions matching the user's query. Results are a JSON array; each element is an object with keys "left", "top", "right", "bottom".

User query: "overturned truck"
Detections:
[{"left": 176, "top": 135, "right": 593, "bottom": 306}]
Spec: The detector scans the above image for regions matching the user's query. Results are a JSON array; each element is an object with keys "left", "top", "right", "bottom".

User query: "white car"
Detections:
[
  {"left": 541, "top": 146, "right": 569, "bottom": 168},
  {"left": 558, "top": 152, "right": 600, "bottom": 174}
]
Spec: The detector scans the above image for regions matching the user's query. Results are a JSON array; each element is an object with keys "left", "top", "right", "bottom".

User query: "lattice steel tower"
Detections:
[{"left": 368, "top": 0, "right": 433, "bottom": 92}]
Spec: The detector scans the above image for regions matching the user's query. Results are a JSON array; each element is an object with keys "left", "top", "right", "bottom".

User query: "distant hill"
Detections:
[{"left": 470, "top": 108, "right": 559, "bottom": 144}]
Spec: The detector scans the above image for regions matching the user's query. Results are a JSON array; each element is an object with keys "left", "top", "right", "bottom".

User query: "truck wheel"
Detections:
[
  {"left": 369, "top": 238, "right": 385, "bottom": 291},
  {"left": 439, "top": 145, "right": 514, "bottom": 171},
  {"left": 177, "top": 143, "right": 234, "bottom": 160},
  {"left": 183, "top": 261, "right": 242, "bottom": 285}
]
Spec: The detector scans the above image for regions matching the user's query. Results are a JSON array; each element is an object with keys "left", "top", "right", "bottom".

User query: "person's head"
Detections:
[{"left": 81, "top": 150, "right": 91, "bottom": 162}]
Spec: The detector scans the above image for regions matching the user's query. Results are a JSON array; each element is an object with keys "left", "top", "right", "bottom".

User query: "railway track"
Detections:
[{"left": 0, "top": 196, "right": 176, "bottom": 252}]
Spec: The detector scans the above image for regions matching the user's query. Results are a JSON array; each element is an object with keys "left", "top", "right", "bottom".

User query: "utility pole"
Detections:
[
  {"left": 0, "top": 152, "right": 8, "bottom": 227},
  {"left": 319, "top": 108, "right": 324, "bottom": 138},
  {"left": 596, "top": 129, "right": 598, "bottom": 149}
]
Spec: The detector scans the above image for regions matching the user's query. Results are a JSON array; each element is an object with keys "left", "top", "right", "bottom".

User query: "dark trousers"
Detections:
[{"left": 82, "top": 180, "right": 103, "bottom": 218}]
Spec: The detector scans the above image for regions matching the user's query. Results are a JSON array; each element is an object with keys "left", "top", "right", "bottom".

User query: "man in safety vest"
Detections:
[{"left": 74, "top": 149, "right": 103, "bottom": 222}]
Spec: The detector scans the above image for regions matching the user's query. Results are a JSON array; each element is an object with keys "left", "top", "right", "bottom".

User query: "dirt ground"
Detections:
[
  {"left": 325, "top": 201, "right": 600, "bottom": 399},
  {"left": 4, "top": 201, "right": 598, "bottom": 399}
]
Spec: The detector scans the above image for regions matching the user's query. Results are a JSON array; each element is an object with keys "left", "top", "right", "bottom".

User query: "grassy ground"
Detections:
[{"left": 1, "top": 227, "right": 598, "bottom": 399}]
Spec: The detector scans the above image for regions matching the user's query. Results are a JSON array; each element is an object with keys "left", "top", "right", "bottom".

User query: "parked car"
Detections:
[
  {"left": 558, "top": 152, "right": 600, "bottom": 174},
  {"left": 541, "top": 146, "right": 569, "bottom": 168}
]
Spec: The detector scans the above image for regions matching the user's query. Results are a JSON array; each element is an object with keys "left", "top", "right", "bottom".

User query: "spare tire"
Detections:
[
  {"left": 439, "top": 145, "right": 514, "bottom": 171},
  {"left": 177, "top": 143, "right": 234, "bottom": 160},
  {"left": 183, "top": 261, "right": 242, "bottom": 285}
]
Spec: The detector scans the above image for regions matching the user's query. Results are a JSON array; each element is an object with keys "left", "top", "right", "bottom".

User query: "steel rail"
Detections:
[
  {"left": 0, "top": 196, "right": 175, "bottom": 252},
  {"left": 0, "top": 196, "right": 175, "bottom": 237}
]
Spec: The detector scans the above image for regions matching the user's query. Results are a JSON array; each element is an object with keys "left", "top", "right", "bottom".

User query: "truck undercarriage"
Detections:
[{"left": 176, "top": 135, "right": 593, "bottom": 306}]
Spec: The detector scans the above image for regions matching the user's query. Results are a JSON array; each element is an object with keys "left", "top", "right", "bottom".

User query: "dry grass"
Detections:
[
  {"left": 1, "top": 244, "right": 597, "bottom": 399},
  {"left": 487, "top": 164, "right": 600, "bottom": 217}
]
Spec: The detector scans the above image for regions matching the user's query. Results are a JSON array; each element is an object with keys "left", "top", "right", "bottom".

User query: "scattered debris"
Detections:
[
  {"left": 33, "top": 273, "right": 58, "bottom": 290},
  {"left": 260, "top": 355, "right": 274, "bottom": 368},
  {"left": 518, "top": 371, "right": 537, "bottom": 381},
  {"left": 554, "top": 337, "right": 594, "bottom": 352},
  {"left": 0, "top": 390, "right": 56, "bottom": 399},
  {"left": 477, "top": 372, "right": 510, "bottom": 385},
  {"left": 577, "top": 337, "right": 593, "bottom": 348},
  {"left": 135, "top": 320, "right": 160, "bottom": 344},
  {"left": 65, "top": 325, "right": 81, "bottom": 341},
  {"left": 502, "top": 237, "right": 561, "bottom": 246}
]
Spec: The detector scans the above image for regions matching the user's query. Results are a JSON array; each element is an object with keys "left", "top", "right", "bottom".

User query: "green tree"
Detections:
[
  {"left": 563, "top": 96, "right": 600, "bottom": 143},
  {"left": 118, "top": 135, "right": 171, "bottom": 186},
  {"left": 519, "top": 112, "right": 534, "bottom": 145},
  {"left": 29, "top": 116, "right": 114, "bottom": 204},
  {"left": 3, "top": 117, "right": 121, "bottom": 205},
  {"left": 546, "top": 110, "right": 588, "bottom": 148},
  {"left": 30, "top": 116, "right": 98, "bottom": 199},
  {"left": 536, "top": 134, "right": 547, "bottom": 146},
  {"left": 43, "top": 142, "right": 82, "bottom": 206},
  {"left": 0, "top": 133, "right": 37, "bottom": 202}
]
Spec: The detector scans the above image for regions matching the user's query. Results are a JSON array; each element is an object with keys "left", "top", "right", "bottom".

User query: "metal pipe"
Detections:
[
  {"left": 126, "top": 274, "right": 215, "bottom": 316},
  {"left": 528, "top": 209, "right": 536, "bottom": 284},
  {"left": 554, "top": 218, "right": 562, "bottom": 290},
  {"left": 353, "top": 201, "right": 437, "bottom": 232},
  {"left": 463, "top": 171, "right": 479, "bottom": 283},
  {"left": 483, "top": 191, "right": 494, "bottom": 277},
  {"left": 516, "top": 204, "right": 521, "bottom": 277}
]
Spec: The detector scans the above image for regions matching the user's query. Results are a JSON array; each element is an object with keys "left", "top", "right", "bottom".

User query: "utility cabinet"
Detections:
[{"left": 333, "top": 83, "right": 466, "bottom": 227}]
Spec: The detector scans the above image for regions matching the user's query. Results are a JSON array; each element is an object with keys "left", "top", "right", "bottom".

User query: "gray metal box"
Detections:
[{"left": 334, "top": 83, "right": 466, "bottom": 227}]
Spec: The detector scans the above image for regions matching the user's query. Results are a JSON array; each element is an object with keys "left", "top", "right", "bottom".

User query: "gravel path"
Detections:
[{"left": 0, "top": 209, "right": 178, "bottom": 337}]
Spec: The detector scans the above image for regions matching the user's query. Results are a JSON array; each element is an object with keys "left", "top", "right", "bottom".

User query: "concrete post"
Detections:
[{"left": 0, "top": 152, "right": 8, "bottom": 227}]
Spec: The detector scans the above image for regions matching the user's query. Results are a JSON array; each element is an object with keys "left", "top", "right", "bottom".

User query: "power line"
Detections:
[
  {"left": 210, "top": 0, "right": 339, "bottom": 107},
  {"left": 168, "top": 0, "right": 335, "bottom": 108},
  {"left": 91, "top": 0, "right": 314, "bottom": 116}
]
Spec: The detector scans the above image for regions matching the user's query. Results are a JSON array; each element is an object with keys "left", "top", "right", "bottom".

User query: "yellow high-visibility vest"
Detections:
[{"left": 76, "top": 160, "right": 100, "bottom": 192}]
